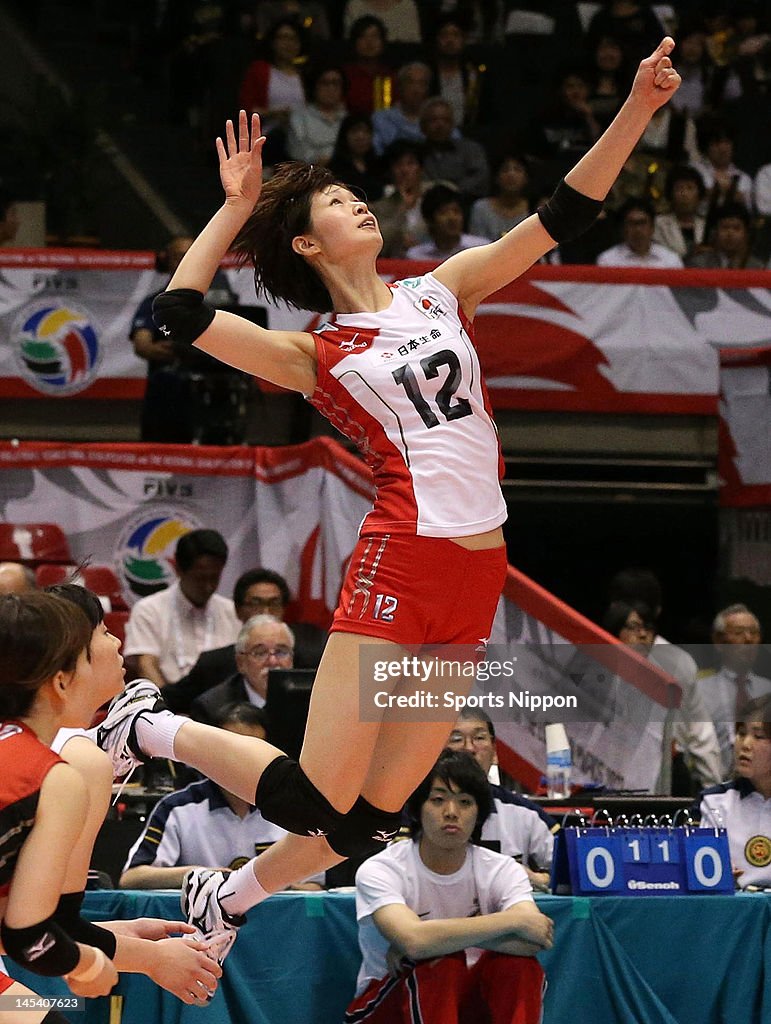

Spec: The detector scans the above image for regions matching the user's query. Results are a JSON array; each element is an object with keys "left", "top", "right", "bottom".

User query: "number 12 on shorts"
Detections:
[{"left": 373, "top": 594, "right": 398, "bottom": 622}]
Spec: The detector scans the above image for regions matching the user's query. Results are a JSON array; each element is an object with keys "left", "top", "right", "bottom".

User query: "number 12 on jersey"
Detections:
[{"left": 392, "top": 349, "right": 472, "bottom": 428}]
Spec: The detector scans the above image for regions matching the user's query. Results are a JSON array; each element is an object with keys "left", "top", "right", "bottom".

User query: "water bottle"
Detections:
[{"left": 545, "top": 724, "right": 572, "bottom": 799}]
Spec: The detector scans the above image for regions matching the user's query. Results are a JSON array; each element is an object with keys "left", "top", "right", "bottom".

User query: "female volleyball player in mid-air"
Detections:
[{"left": 97, "top": 38, "right": 681, "bottom": 959}]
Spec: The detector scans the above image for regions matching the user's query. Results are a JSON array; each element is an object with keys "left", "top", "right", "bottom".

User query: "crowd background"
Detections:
[{"left": 0, "top": 0, "right": 770, "bottom": 265}]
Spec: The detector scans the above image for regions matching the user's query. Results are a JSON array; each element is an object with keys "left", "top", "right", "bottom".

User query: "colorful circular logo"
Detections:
[
  {"left": 115, "top": 508, "right": 201, "bottom": 602},
  {"left": 745, "top": 835, "right": 771, "bottom": 868},
  {"left": 13, "top": 301, "right": 101, "bottom": 395}
]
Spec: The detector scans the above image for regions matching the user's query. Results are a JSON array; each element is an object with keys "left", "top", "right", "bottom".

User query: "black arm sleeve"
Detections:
[
  {"left": 152, "top": 288, "right": 216, "bottom": 347},
  {"left": 537, "top": 179, "right": 604, "bottom": 244},
  {"left": 1, "top": 916, "right": 80, "bottom": 976}
]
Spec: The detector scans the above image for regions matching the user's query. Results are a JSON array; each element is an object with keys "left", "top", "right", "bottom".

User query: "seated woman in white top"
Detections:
[{"left": 287, "top": 65, "right": 348, "bottom": 165}]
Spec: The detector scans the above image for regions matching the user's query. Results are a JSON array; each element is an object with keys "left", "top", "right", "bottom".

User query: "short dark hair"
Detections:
[
  {"left": 45, "top": 582, "right": 105, "bottom": 628},
  {"left": 233, "top": 162, "right": 350, "bottom": 313},
  {"left": 382, "top": 137, "right": 425, "bottom": 168},
  {"left": 602, "top": 600, "right": 655, "bottom": 638},
  {"left": 348, "top": 14, "right": 387, "bottom": 44},
  {"left": 457, "top": 706, "right": 496, "bottom": 740},
  {"left": 0, "top": 592, "right": 91, "bottom": 718},
  {"left": 214, "top": 701, "right": 269, "bottom": 733},
  {"left": 608, "top": 568, "right": 662, "bottom": 616},
  {"left": 737, "top": 695, "right": 771, "bottom": 738},
  {"left": 714, "top": 201, "right": 752, "bottom": 228},
  {"left": 421, "top": 183, "right": 463, "bottom": 224},
  {"left": 233, "top": 568, "right": 291, "bottom": 607},
  {"left": 619, "top": 197, "right": 655, "bottom": 224},
  {"left": 665, "top": 164, "right": 706, "bottom": 201},
  {"left": 175, "top": 529, "right": 228, "bottom": 572},
  {"left": 405, "top": 749, "right": 493, "bottom": 844}
]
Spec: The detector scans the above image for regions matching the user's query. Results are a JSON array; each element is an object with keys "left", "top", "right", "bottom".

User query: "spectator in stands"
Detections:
[
  {"left": 419, "top": 97, "right": 490, "bottom": 201},
  {"left": 695, "top": 603, "right": 771, "bottom": 777},
  {"left": 342, "top": 15, "right": 395, "bottom": 117},
  {"left": 329, "top": 114, "right": 386, "bottom": 203},
  {"left": 345, "top": 750, "right": 552, "bottom": 1024},
  {"left": 123, "top": 529, "right": 239, "bottom": 688},
  {"left": 597, "top": 196, "right": 684, "bottom": 266},
  {"left": 371, "top": 61, "right": 431, "bottom": 155},
  {"left": 525, "top": 66, "right": 603, "bottom": 173},
  {"left": 685, "top": 201, "right": 765, "bottom": 268},
  {"left": 691, "top": 116, "right": 754, "bottom": 211},
  {"left": 608, "top": 569, "right": 723, "bottom": 794},
  {"left": 252, "top": 2, "right": 331, "bottom": 43},
  {"left": 0, "top": 188, "right": 20, "bottom": 244},
  {"left": 427, "top": 12, "right": 487, "bottom": 133},
  {"left": 165, "top": 567, "right": 325, "bottom": 713},
  {"left": 189, "top": 615, "right": 294, "bottom": 725},
  {"left": 587, "top": 33, "right": 631, "bottom": 126},
  {"left": 405, "top": 184, "right": 488, "bottom": 261},
  {"left": 669, "top": 21, "right": 742, "bottom": 116},
  {"left": 371, "top": 138, "right": 433, "bottom": 257},
  {"left": 0, "top": 561, "right": 37, "bottom": 594},
  {"left": 446, "top": 710, "right": 557, "bottom": 891},
  {"left": 653, "top": 164, "right": 708, "bottom": 259},
  {"left": 343, "top": 0, "right": 421, "bottom": 44},
  {"left": 287, "top": 64, "right": 348, "bottom": 165},
  {"left": 130, "top": 235, "right": 237, "bottom": 443},
  {"left": 469, "top": 153, "right": 531, "bottom": 240},
  {"left": 120, "top": 703, "right": 322, "bottom": 890},
  {"left": 694, "top": 694, "right": 771, "bottom": 889},
  {"left": 586, "top": 0, "right": 665, "bottom": 68},
  {"left": 238, "top": 17, "right": 307, "bottom": 166}
]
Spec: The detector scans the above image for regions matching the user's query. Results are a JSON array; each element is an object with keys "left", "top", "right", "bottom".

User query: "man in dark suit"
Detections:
[
  {"left": 165, "top": 568, "right": 325, "bottom": 713},
  {"left": 189, "top": 615, "right": 295, "bottom": 725}
]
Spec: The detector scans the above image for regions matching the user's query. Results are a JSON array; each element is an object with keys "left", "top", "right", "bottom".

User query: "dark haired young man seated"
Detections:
[{"left": 344, "top": 750, "right": 553, "bottom": 1024}]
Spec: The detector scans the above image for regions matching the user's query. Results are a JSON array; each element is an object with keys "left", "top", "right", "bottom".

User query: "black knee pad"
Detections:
[
  {"left": 326, "top": 796, "right": 402, "bottom": 858},
  {"left": 255, "top": 755, "right": 344, "bottom": 838},
  {"left": 43, "top": 1012, "right": 71, "bottom": 1024}
]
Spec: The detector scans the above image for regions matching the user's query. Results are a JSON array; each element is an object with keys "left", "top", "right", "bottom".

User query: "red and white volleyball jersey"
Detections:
[
  {"left": 0, "top": 721, "right": 63, "bottom": 898},
  {"left": 310, "top": 272, "right": 507, "bottom": 537}
]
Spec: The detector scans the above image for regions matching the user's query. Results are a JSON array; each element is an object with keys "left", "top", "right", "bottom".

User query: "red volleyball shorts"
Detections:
[
  {"left": 332, "top": 533, "right": 507, "bottom": 648},
  {"left": 0, "top": 971, "right": 14, "bottom": 994}
]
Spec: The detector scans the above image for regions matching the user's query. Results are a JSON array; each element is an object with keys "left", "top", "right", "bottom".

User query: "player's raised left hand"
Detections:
[{"left": 630, "top": 37, "right": 681, "bottom": 113}]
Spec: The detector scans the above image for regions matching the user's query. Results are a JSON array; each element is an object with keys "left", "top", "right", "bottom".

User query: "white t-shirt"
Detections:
[
  {"left": 123, "top": 582, "right": 240, "bottom": 683},
  {"left": 596, "top": 242, "right": 684, "bottom": 268},
  {"left": 354, "top": 840, "right": 534, "bottom": 995}
]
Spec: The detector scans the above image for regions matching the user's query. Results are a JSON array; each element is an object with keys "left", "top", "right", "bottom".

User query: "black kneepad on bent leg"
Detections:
[
  {"left": 326, "top": 796, "right": 402, "bottom": 859},
  {"left": 255, "top": 755, "right": 344, "bottom": 838},
  {"left": 43, "top": 1011, "right": 71, "bottom": 1024}
]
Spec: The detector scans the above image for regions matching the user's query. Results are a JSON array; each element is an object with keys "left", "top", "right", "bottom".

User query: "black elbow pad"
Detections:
[
  {"left": 537, "top": 179, "right": 604, "bottom": 243},
  {"left": 53, "top": 892, "right": 117, "bottom": 958},
  {"left": 1, "top": 915, "right": 80, "bottom": 976},
  {"left": 152, "top": 288, "right": 216, "bottom": 347}
]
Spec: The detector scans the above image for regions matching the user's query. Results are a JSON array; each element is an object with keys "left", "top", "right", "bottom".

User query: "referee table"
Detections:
[{"left": 9, "top": 888, "right": 771, "bottom": 1023}]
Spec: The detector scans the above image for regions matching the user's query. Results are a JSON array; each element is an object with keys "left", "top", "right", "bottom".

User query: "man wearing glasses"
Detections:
[
  {"left": 189, "top": 615, "right": 295, "bottom": 725},
  {"left": 165, "top": 568, "right": 325, "bottom": 713}
]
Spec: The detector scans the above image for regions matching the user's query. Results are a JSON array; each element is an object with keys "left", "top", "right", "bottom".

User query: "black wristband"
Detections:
[
  {"left": 537, "top": 179, "right": 603, "bottom": 244},
  {"left": 53, "top": 891, "right": 118, "bottom": 959},
  {"left": 152, "top": 288, "right": 216, "bottom": 347}
]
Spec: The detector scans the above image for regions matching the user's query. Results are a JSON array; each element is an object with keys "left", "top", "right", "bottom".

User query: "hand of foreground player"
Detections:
[
  {"left": 629, "top": 37, "right": 681, "bottom": 113},
  {"left": 107, "top": 917, "right": 198, "bottom": 942},
  {"left": 146, "top": 937, "right": 223, "bottom": 1004},
  {"left": 218, "top": 110, "right": 265, "bottom": 210}
]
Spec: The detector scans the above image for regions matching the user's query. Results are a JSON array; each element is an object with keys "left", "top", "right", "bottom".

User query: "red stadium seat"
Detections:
[
  {"left": 81, "top": 565, "right": 128, "bottom": 611},
  {"left": 35, "top": 563, "right": 78, "bottom": 588},
  {"left": 0, "top": 522, "right": 72, "bottom": 565},
  {"left": 104, "top": 610, "right": 129, "bottom": 647}
]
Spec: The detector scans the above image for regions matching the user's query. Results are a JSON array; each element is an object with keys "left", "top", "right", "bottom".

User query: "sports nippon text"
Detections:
[{"left": 358, "top": 644, "right": 579, "bottom": 721}]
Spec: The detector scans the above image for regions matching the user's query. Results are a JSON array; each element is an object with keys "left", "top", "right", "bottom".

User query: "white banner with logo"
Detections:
[{"left": 0, "top": 438, "right": 373, "bottom": 628}]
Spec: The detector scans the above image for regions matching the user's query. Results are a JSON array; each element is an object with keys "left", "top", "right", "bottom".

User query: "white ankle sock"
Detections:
[
  {"left": 135, "top": 712, "right": 186, "bottom": 761},
  {"left": 218, "top": 861, "right": 270, "bottom": 917}
]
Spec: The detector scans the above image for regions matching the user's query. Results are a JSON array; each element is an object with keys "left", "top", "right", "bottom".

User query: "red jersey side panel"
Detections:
[
  {"left": 310, "top": 273, "right": 507, "bottom": 538},
  {"left": 0, "top": 722, "right": 63, "bottom": 897}
]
